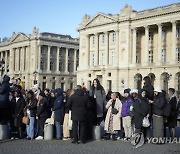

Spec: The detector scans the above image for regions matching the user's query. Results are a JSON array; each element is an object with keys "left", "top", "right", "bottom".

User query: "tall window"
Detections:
[
  {"left": 68, "top": 50, "right": 74, "bottom": 72},
  {"left": 50, "top": 61, "right": 54, "bottom": 71},
  {"left": 40, "top": 60, "right": 45, "bottom": 71},
  {"left": 92, "top": 53, "right": 95, "bottom": 66},
  {"left": 149, "top": 32, "right": 153, "bottom": 41},
  {"left": 112, "top": 51, "right": 116, "bottom": 66},
  {"left": 102, "top": 52, "right": 105, "bottom": 65},
  {"left": 112, "top": 32, "right": 116, "bottom": 42},
  {"left": 176, "top": 27, "right": 180, "bottom": 38},
  {"left": 149, "top": 50, "right": 153, "bottom": 63},
  {"left": 136, "top": 51, "right": 140, "bottom": 63},
  {"left": 92, "top": 36, "right": 95, "bottom": 45},
  {"left": 102, "top": 34, "right": 105, "bottom": 43},
  {"left": 162, "top": 49, "right": 166, "bottom": 63},
  {"left": 176, "top": 48, "right": 180, "bottom": 62},
  {"left": 162, "top": 27, "right": 166, "bottom": 40}
]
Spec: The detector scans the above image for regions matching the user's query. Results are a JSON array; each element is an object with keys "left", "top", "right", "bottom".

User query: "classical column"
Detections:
[
  {"left": 47, "top": 45, "right": 51, "bottom": 71},
  {"left": 73, "top": 49, "right": 77, "bottom": 72},
  {"left": 9, "top": 49, "right": 14, "bottom": 74},
  {"left": 15, "top": 48, "right": 20, "bottom": 71},
  {"left": 21, "top": 47, "right": 24, "bottom": 71},
  {"left": 26, "top": 46, "right": 29, "bottom": 73},
  {"left": 157, "top": 24, "right": 162, "bottom": 65},
  {"left": 144, "top": 25, "right": 149, "bottom": 66},
  {"left": 95, "top": 33, "right": 99, "bottom": 66},
  {"left": 38, "top": 45, "right": 41, "bottom": 71},
  {"left": 132, "top": 28, "right": 137, "bottom": 65},
  {"left": 86, "top": 35, "right": 90, "bottom": 67},
  {"left": 5, "top": 51, "right": 8, "bottom": 73},
  {"left": 17, "top": 48, "right": 20, "bottom": 71},
  {"left": 56, "top": 47, "right": 60, "bottom": 72},
  {"left": 65, "top": 48, "right": 69, "bottom": 72},
  {"left": 105, "top": 31, "right": 109, "bottom": 66},
  {"left": 171, "top": 21, "right": 177, "bottom": 64},
  {"left": 115, "top": 30, "right": 119, "bottom": 66}
]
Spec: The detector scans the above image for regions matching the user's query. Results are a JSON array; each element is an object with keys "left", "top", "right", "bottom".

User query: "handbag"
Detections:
[
  {"left": 22, "top": 116, "right": 29, "bottom": 125},
  {"left": 142, "top": 117, "right": 150, "bottom": 127},
  {"left": 111, "top": 108, "right": 119, "bottom": 114}
]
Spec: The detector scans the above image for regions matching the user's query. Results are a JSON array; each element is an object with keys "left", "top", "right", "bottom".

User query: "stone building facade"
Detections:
[
  {"left": 78, "top": 3, "right": 180, "bottom": 97},
  {"left": 0, "top": 27, "right": 79, "bottom": 90}
]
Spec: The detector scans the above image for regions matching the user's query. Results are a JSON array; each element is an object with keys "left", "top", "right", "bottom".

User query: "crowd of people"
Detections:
[{"left": 0, "top": 74, "right": 180, "bottom": 144}]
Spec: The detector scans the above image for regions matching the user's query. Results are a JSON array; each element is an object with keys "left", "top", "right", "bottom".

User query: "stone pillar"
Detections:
[
  {"left": 74, "top": 49, "right": 77, "bottom": 72},
  {"left": 16, "top": 48, "right": 20, "bottom": 71},
  {"left": 47, "top": 45, "right": 51, "bottom": 71},
  {"left": 21, "top": 47, "right": 24, "bottom": 71},
  {"left": 9, "top": 49, "right": 14, "bottom": 74},
  {"left": 4, "top": 51, "right": 8, "bottom": 73},
  {"left": 95, "top": 33, "right": 99, "bottom": 66},
  {"left": 157, "top": 24, "right": 162, "bottom": 65},
  {"left": 65, "top": 48, "right": 69, "bottom": 72},
  {"left": 144, "top": 25, "right": 149, "bottom": 66},
  {"left": 38, "top": 45, "right": 41, "bottom": 71},
  {"left": 56, "top": 47, "right": 60, "bottom": 72},
  {"left": 26, "top": 46, "right": 29, "bottom": 73},
  {"left": 171, "top": 21, "right": 177, "bottom": 64},
  {"left": 115, "top": 30, "right": 119, "bottom": 66},
  {"left": 86, "top": 35, "right": 90, "bottom": 67},
  {"left": 105, "top": 31, "right": 109, "bottom": 66},
  {"left": 132, "top": 28, "right": 137, "bottom": 65}
]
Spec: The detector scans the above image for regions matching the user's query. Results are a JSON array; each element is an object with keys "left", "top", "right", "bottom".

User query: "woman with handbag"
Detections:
[
  {"left": 104, "top": 92, "right": 122, "bottom": 141},
  {"left": 25, "top": 90, "right": 37, "bottom": 140},
  {"left": 11, "top": 89, "right": 25, "bottom": 139}
]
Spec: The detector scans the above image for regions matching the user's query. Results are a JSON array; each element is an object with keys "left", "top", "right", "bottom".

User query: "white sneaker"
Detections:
[{"left": 35, "top": 136, "right": 43, "bottom": 140}]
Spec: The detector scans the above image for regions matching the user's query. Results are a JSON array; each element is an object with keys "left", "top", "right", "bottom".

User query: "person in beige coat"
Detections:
[{"left": 104, "top": 92, "right": 122, "bottom": 140}]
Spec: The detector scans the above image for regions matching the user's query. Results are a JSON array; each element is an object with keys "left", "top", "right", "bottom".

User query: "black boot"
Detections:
[
  {"left": 105, "top": 134, "right": 110, "bottom": 140},
  {"left": 18, "top": 127, "right": 23, "bottom": 139},
  {"left": 112, "top": 134, "right": 117, "bottom": 141}
]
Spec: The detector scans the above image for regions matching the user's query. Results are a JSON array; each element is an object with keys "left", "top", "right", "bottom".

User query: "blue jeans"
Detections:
[
  {"left": 55, "top": 121, "right": 62, "bottom": 139},
  {"left": 26, "top": 113, "right": 35, "bottom": 139}
]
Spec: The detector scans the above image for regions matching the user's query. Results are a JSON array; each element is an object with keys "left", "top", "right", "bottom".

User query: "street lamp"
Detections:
[
  {"left": 33, "top": 71, "right": 38, "bottom": 84},
  {"left": 0, "top": 59, "right": 5, "bottom": 78}
]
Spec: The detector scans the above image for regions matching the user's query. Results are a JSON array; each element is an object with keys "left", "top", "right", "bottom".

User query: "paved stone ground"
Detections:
[{"left": 0, "top": 138, "right": 179, "bottom": 154}]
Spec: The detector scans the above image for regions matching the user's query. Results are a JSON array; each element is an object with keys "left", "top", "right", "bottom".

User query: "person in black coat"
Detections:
[
  {"left": 150, "top": 87, "right": 166, "bottom": 138},
  {"left": 67, "top": 85, "right": 90, "bottom": 144},
  {"left": 138, "top": 89, "right": 151, "bottom": 138},
  {"left": 131, "top": 90, "right": 146, "bottom": 133},
  {"left": 52, "top": 88, "right": 64, "bottom": 140},
  {"left": 11, "top": 89, "right": 25, "bottom": 138},
  {"left": 35, "top": 91, "right": 49, "bottom": 140},
  {"left": 167, "top": 88, "right": 178, "bottom": 138},
  {"left": 0, "top": 75, "right": 10, "bottom": 123},
  {"left": 26, "top": 90, "right": 37, "bottom": 140}
]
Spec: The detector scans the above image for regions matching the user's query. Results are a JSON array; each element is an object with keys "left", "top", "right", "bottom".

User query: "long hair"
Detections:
[{"left": 91, "top": 78, "right": 103, "bottom": 91}]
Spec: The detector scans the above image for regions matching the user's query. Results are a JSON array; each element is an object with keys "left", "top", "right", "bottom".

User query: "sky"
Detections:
[{"left": 0, "top": 0, "right": 179, "bottom": 39}]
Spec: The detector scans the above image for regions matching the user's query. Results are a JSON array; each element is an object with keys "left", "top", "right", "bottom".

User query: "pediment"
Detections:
[
  {"left": 85, "top": 13, "right": 117, "bottom": 28},
  {"left": 10, "top": 33, "right": 29, "bottom": 43}
]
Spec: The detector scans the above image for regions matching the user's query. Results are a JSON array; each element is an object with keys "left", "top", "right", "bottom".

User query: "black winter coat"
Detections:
[
  {"left": 26, "top": 98, "right": 37, "bottom": 117},
  {"left": 11, "top": 97, "right": 25, "bottom": 127},
  {"left": 0, "top": 75, "right": 10, "bottom": 108},
  {"left": 152, "top": 93, "right": 166, "bottom": 116},
  {"left": 68, "top": 89, "right": 89, "bottom": 121},
  {"left": 133, "top": 98, "right": 146, "bottom": 129},
  {"left": 37, "top": 98, "right": 49, "bottom": 118},
  {"left": 52, "top": 88, "right": 64, "bottom": 123}
]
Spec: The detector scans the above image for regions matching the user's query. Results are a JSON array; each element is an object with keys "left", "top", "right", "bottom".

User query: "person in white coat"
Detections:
[{"left": 104, "top": 92, "right": 122, "bottom": 141}]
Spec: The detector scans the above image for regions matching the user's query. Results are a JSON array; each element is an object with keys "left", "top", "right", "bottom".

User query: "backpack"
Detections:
[{"left": 163, "top": 102, "right": 171, "bottom": 117}]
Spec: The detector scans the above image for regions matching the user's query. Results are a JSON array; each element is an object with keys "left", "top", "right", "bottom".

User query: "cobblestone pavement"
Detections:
[{"left": 0, "top": 138, "right": 179, "bottom": 154}]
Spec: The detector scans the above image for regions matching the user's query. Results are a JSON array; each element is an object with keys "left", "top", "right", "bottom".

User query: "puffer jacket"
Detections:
[
  {"left": 121, "top": 96, "right": 134, "bottom": 117},
  {"left": 0, "top": 75, "right": 10, "bottom": 108}
]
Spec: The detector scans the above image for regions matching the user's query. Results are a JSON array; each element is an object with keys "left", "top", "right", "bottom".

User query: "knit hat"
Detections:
[{"left": 124, "top": 88, "right": 130, "bottom": 94}]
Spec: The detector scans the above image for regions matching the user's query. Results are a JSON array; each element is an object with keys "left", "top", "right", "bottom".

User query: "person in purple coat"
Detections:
[{"left": 121, "top": 88, "right": 133, "bottom": 141}]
